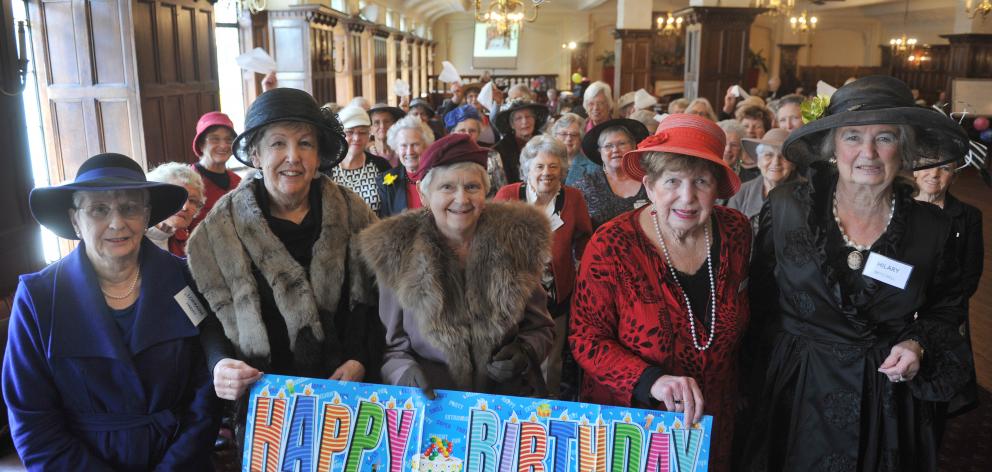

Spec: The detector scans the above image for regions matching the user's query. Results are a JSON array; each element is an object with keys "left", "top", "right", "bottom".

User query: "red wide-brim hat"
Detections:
[{"left": 621, "top": 114, "right": 741, "bottom": 199}]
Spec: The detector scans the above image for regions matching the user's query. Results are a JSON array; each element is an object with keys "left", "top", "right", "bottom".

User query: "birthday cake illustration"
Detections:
[{"left": 418, "top": 436, "right": 462, "bottom": 472}]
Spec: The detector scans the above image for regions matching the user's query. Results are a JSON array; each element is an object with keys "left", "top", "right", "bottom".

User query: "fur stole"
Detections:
[
  {"left": 358, "top": 201, "right": 551, "bottom": 388},
  {"left": 187, "top": 173, "right": 376, "bottom": 362}
]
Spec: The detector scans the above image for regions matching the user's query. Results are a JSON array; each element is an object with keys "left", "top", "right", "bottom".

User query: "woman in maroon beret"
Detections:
[{"left": 358, "top": 133, "right": 555, "bottom": 396}]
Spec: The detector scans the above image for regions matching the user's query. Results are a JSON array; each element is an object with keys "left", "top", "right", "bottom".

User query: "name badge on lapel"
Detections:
[
  {"left": 862, "top": 252, "right": 914, "bottom": 290},
  {"left": 550, "top": 213, "right": 565, "bottom": 232},
  {"left": 175, "top": 286, "right": 209, "bottom": 326}
]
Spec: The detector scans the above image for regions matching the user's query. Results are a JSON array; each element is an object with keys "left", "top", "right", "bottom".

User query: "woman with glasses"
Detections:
[
  {"left": 190, "top": 111, "right": 239, "bottom": 231},
  {"left": 146, "top": 162, "right": 206, "bottom": 256},
  {"left": 4, "top": 153, "right": 218, "bottom": 470},
  {"left": 331, "top": 105, "right": 391, "bottom": 213},
  {"left": 551, "top": 113, "right": 597, "bottom": 186},
  {"left": 571, "top": 119, "right": 650, "bottom": 227}
]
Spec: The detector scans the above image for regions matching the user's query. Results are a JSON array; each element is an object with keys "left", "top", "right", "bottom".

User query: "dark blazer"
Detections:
[
  {"left": 377, "top": 166, "right": 411, "bottom": 218},
  {"left": 944, "top": 192, "right": 983, "bottom": 299},
  {"left": 2, "top": 239, "right": 218, "bottom": 471},
  {"left": 366, "top": 151, "right": 391, "bottom": 173}
]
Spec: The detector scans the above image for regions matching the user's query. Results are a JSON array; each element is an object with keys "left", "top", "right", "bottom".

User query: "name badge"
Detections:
[
  {"left": 174, "top": 286, "right": 209, "bottom": 327},
  {"left": 633, "top": 199, "right": 649, "bottom": 210},
  {"left": 550, "top": 213, "right": 565, "bottom": 232},
  {"left": 862, "top": 252, "right": 914, "bottom": 290}
]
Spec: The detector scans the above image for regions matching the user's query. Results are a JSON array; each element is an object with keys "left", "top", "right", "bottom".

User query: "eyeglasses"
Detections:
[
  {"left": 555, "top": 132, "right": 580, "bottom": 140},
  {"left": 600, "top": 142, "right": 632, "bottom": 152},
  {"left": 74, "top": 202, "right": 150, "bottom": 221},
  {"left": 206, "top": 136, "right": 234, "bottom": 145},
  {"left": 186, "top": 197, "right": 206, "bottom": 211},
  {"left": 345, "top": 129, "right": 370, "bottom": 137}
]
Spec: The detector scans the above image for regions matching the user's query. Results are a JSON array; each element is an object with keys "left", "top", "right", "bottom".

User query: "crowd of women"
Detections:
[{"left": 2, "top": 74, "right": 985, "bottom": 472}]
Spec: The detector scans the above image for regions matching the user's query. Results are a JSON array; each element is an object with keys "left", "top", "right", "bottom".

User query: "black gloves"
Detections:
[
  {"left": 398, "top": 367, "right": 436, "bottom": 400},
  {"left": 487, "top": 341, "right": 531, "bottom": 383}
]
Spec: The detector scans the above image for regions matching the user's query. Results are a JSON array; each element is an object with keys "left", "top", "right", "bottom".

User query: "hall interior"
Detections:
[{"left": 1, "top": 0, "right": 991, "bottom": 469}]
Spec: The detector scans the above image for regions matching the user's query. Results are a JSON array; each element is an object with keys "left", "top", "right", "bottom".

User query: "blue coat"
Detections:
[{"left": 2, "top": 239, "right": 218, "bottom": 471}]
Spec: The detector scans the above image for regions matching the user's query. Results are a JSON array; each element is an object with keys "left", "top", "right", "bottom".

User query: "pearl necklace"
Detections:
[
  {"left": 101, "top": 270, "right": 140, "bottom": 300},
  {"left": 650, "top": 206, "right": 717, "bottom": 351},
  {"left": 832, "top": 192, "right": 896, "bottom": 270}
]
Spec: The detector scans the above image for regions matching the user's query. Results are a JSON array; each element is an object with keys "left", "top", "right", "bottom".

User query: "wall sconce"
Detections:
[
  {"left": 656, "top": 12, "right": 683, "bottom": 36},
  {"left": 1, "top": 19, "right": 29, "bottom": 95},
  {"left": 560, "top": 41, "right": 577, "bottom": 49}
]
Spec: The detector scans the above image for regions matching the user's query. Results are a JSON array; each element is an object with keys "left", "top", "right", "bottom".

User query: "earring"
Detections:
[{"left": 828, "top": 156, "right": 837, "bottom": 165}]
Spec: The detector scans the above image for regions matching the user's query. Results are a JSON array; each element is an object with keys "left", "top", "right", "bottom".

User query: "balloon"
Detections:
[
  {"left": 980, "top": 129, "right": 992, "bottom": 143},
  {"left": 571, "top": 72, "right": 582, "bottom": 84},
  {"left": 974, "top": 116, "right": 990, "bottom": 131}
]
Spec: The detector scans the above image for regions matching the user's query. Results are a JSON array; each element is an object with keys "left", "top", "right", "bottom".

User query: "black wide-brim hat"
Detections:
[
  {"left": 368, "top": 104, "right": 407, "bottom": 122},
  {"left": 582, "top": 118, "right": 650, "bottom": 165},
  {"left": 232, "top": 88, "right": 349, "bottom": 170},
  {"left": 29, "top": 153, "right": 188, "bottom": 240},
  {"left": 782, "top": 75, "right": 970, "bottom": 171},
  {"left": 494, "top": 100, "right": 551, "bottom": 136}
]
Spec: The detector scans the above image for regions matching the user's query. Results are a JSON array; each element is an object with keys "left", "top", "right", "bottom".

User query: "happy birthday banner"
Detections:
[{"left": 243, "top": 374, "right": 712, "bottom": 472}]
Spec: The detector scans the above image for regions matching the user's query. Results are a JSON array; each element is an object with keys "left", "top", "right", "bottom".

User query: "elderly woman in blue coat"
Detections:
[{"left": 3, "top": 153, "right": 218, "bottom": 471}]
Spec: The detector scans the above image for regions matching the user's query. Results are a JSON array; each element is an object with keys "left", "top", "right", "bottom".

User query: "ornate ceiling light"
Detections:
[
  {"left": 789, "top": 10, "right": 817, "bottom": 34},
  {"left": 754, "top": 0, "right": 795, "bottom": 17},
  {"left": 966, "top": 0, "right": 992, "bottom": 20},
  {"left": 474, "top": 0, "right": 544, "bottom": 41},
  {"left": 889, "top": 0, "right": 918, "bottom": 57},
  {"left": 656, "top": 12, "right": 683, "bottom": 36}
]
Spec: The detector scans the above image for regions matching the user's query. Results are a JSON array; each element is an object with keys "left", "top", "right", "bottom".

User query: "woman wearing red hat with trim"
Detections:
[
  {"left": 570, "top": 114, "right": 751, "bottom": 472},
  {"left": 190, "top": 111, "right": 240, "bottom": 231},
  {"left": 358, "top": 133, "right": 554, "bottom": 397}
]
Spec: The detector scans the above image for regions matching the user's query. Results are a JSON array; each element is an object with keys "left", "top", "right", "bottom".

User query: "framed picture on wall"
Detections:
[{"left": 472, "top": 23, "right": 519, "bottom": 69}]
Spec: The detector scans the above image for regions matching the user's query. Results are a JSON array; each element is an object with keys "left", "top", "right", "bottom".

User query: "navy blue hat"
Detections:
[
  {"left": 29, "top": 153, "right": 188, "bottom": 240},
  {"left": 444, "top": 104, "right": 483, "bottom": 131}
]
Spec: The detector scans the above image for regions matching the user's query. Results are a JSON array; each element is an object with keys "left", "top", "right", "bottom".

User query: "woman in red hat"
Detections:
[
  {"left": 358, "top": 133, "right": 554, "bottom": 397},
  {"left": 190, "top": 111, "right": 240, "bottom": 231},
  {"left": 570, "top": 114, "right": 751, "bottom": 472}
]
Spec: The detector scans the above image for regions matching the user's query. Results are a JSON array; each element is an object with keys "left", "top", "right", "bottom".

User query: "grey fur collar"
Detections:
[
  {"left": 358, "top": 201, "right": 550, "bottom": 388},
  {"left": 188, "top": 174, "right": 371, "bottom": 361}
]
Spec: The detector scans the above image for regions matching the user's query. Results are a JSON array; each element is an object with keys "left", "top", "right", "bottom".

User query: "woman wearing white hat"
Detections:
[{"left": 330, "top": 105, "right": 391, "bottom": 212}]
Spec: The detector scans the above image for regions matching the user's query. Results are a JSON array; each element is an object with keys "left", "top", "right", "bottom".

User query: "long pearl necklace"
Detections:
[
  {"left": 832, "top": 192, "right": 896, "bottom": 270},
  {"left": 101, "top": 270, "right": 140, "bottom": 300},
  {"left": 650, "top": 206, "right": 717, "bottom": 351}
]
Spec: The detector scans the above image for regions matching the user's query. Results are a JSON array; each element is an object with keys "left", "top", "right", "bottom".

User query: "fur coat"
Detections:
[
  {"left": 358, "top": 202, "right": 555, "bottom": 394},
  {"left": 187, "top": 174, "right": 379, "bottom": 376}
]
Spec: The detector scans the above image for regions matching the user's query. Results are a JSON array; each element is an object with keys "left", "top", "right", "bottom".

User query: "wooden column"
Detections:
[
  {"left": 613, "top": 29, "right": 653, "bottom": 96},
  {"left": 940, "top": 33, "right": 992, "bottom": 105},
  {"left": 679, "top": 6, "right": 765, "bottom": 107},
  {"left": 777, "top": 43, "right": 803, "bottom": 96}
]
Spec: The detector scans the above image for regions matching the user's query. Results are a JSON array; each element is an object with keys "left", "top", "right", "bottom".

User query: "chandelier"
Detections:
[
  {"left": 889, "top": 34, "right": 918, "bottom": 56},
  {"left": 754, "top": 0, "right": 795, "bottom": 17},
  {"left": 474, "top": 0, "right": 544, "bottom": 40},
  {"left": 889, "top": 0, "right": 917, "bottom": 57},
  {"left": 656, "top": 12, "right": 683, "bottom": 36},
  {"left": 966, "top": 0, "right": 992, "bottom": 19},
  {"left": 906, "top": 45, "right": 931, "bottom": 66},
  {"left": 789, "top": 10, "right": 817, "bottom": 33}
]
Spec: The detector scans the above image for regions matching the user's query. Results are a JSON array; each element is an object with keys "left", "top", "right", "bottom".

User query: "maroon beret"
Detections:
[{"left": 411, "top": 133, "right": 489, "bottom": 181}]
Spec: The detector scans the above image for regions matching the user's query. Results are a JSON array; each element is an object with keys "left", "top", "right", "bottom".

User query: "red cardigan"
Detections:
[
  {"left": 189, "top": 164, "right": 242, "bottom": 232},
  {"left": 493, "top": 183, "right": 592, "bottom": 307},
  {"left": 569, "top": 205, "right": 751, "bottom": 472}
]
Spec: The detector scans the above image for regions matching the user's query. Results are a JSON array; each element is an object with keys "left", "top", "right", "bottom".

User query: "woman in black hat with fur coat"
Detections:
[
  {"left": 186, "top": 89, "right": 381, "bottom": 430},
  {"left": 740, "top": 76, "right": 974, "bottom": 471}
]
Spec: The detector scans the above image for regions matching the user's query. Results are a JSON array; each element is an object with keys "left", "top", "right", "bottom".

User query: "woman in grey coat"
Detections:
[{"left": 359, "top": 133, "right": 554, "bottom": 396}]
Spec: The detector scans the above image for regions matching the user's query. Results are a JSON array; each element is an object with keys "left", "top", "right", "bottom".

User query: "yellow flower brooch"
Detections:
[{"left": 383, "top": 173, "right": 398, "bottom": 186}]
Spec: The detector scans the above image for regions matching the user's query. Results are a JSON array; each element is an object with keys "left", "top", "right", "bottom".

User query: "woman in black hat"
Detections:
[
  {"left": 741, "top": 76, "right": 974, "bottom": 471},
  {"left": 185, "top": 89, "right": 381, "bottom": 428},
  {"left": 570, "top": 118, "right": 650, "bottom": 228},
  {"left": 492, "top": 99, "right": 550, "bottom": 183},
  {"left": 3, "top": 153, "right": 218, "bottom": 470}
]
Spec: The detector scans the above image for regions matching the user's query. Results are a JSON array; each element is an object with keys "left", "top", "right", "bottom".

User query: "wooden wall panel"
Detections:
[
  {"left": 51, "top": 100, "right": 90, "bottom": 176},
  {"left": 91, "top": 0, "right": 126, "bottom": 84},
  {"left": 41, "top": 1, "right": 79, "bottom": 85},
  {"left": 134, "top": 0, "right": 218, "bottom": 168},
  {"left": 96, "top": 99, "right": 137, "bottom": 156}
]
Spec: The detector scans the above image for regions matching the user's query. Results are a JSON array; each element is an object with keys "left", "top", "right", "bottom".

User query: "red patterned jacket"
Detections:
[{"left": 570, "top": 205, "right": 751, "bottom": 472}]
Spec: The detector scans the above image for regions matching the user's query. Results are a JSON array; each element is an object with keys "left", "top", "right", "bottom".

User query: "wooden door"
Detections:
[{"left": 29, "top": 0, "right": 146, "bottom": 180}]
